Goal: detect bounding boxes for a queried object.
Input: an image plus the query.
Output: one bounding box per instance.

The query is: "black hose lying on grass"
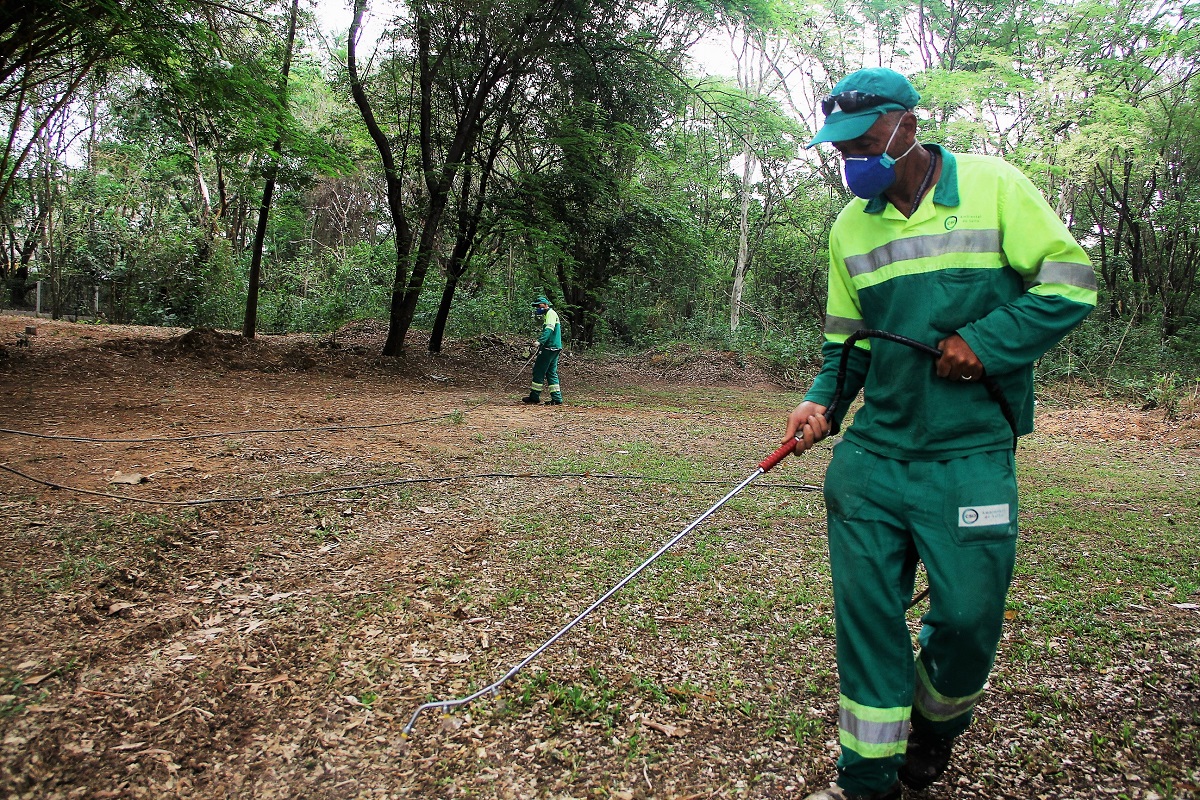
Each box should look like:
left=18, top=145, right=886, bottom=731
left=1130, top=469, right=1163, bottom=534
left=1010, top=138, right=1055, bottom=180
left=0, top=462, right=822, bottom=506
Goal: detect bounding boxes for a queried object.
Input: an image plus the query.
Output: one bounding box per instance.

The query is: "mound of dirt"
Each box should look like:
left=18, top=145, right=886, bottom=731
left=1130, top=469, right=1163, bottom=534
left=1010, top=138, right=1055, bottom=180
left=319, top=318, right=390, bottom=354
left=87, top=328, right=308, bottom=373
left=569, top=342, right=784, bottom=389
left=1, top=315, right=793, bottom=392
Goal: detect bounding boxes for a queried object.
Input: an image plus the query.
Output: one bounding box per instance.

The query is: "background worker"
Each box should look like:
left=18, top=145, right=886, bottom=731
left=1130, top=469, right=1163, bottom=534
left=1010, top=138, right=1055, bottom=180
left=521, top=295, right=563, bottom=405
left=787, top=68, right=1097, bottom=800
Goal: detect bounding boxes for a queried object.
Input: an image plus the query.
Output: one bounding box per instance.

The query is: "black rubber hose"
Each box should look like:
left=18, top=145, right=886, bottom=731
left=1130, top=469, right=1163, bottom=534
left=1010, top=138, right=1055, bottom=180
left=825, top=329, right=1018, bottom=451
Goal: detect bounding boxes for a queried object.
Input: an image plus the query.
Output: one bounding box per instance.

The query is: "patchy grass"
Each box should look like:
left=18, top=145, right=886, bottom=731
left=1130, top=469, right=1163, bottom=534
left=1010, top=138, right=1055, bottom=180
left=0, top=320, right=1196, bottom=799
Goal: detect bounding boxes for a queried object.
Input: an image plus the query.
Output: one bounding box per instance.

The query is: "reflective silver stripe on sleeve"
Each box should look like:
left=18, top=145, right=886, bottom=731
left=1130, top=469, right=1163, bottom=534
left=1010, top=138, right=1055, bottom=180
left=824, top=314, right=864, bottom=336
left=838, top=707, right=909, bottom=747
left=1024, top=261, right=1098, bottom=291
left=844, top=229, right=1002, bottom=277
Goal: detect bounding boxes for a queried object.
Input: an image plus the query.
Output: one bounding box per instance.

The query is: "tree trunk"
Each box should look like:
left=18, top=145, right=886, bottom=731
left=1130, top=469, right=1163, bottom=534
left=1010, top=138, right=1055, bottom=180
left=388, top=10, right=498, bottom=352
left=348, top=0, right=416, bottom=357
left=243, top=0, right=299, bottom=339
left=179, top=114, right=213, bottom=228
left=428, top=270, right=461, bottom=354
left=731, top=151, right=755, bottom=332
left=428, top=112, right=509, bottom=353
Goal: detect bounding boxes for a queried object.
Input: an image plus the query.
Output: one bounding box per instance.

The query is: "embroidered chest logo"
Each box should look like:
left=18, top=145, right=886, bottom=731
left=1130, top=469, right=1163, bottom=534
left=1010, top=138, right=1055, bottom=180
left=944, top=216, right=958, bottom=231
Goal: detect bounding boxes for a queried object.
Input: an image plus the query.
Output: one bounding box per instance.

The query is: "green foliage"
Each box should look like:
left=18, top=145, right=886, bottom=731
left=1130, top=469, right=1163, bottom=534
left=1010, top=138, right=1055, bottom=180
left=737, top=326, right=825, bottom=380
left=2, top=0, right=1198, bottom=389
left=1140, top=373, right=1189, bottom=419
left=1037, top=311, right=1199, bottom=388
left=46, top=154, right=246, bottom=326
left=418, top=286, right=532, bottom=340
left=255, top=242, right=393, bottom=333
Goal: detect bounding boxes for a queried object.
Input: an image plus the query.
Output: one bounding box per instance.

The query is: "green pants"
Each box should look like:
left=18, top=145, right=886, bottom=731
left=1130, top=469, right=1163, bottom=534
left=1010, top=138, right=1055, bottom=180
left=823, top=441, right=1018, bottom=794
left=530, top=348, right=561, bottom=400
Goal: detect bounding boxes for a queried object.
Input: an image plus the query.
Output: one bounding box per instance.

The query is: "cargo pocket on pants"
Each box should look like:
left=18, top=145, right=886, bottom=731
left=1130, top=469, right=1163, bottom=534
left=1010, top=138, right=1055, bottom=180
left=946, top=449, right=1018, bottom=546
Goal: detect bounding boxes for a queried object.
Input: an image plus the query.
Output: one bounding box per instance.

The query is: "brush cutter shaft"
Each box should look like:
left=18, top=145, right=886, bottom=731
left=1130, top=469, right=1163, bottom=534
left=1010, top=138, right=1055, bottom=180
left=402, top=464, right=771, bottom=735
left=401, top=432, right=928, bottom=736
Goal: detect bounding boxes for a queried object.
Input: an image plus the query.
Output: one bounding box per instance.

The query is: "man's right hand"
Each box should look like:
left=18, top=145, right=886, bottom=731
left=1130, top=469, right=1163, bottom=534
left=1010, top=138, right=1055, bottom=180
left=783, top=401, right=830, bottom=456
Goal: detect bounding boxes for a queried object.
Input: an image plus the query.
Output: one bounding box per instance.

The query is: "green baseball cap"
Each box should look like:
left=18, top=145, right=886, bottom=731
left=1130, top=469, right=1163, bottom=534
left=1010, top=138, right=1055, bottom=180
left=807, top=67, right=920, bottom=148
left=531, top=295, right=551, bottom=307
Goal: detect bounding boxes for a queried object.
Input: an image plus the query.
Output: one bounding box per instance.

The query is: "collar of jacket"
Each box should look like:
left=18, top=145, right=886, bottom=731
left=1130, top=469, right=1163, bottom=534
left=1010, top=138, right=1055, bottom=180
left=863, top=144, right=960, bottom=214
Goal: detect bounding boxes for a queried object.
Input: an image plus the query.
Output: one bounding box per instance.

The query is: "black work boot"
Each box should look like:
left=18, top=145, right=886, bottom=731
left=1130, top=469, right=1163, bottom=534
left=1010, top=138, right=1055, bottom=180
left=520, top=392, right=540, bottom=404
left=899, top=730, right=956, bottom=790
left=802, top=781, right=901, bottom=800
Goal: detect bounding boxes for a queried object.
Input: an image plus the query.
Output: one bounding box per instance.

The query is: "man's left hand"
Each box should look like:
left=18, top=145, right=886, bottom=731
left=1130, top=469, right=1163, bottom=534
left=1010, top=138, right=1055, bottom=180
left=936, top=333, right=985, bottom=382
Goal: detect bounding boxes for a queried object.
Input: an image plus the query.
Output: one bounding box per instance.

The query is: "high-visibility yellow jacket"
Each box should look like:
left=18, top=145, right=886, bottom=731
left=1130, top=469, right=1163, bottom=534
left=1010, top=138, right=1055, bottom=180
left=805, top=145, right=1097, bottom=460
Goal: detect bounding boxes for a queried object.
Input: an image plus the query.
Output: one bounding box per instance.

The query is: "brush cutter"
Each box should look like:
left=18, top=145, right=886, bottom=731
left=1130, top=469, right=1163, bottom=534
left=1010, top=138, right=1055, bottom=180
left=401, top=329, right=1009, bottom=736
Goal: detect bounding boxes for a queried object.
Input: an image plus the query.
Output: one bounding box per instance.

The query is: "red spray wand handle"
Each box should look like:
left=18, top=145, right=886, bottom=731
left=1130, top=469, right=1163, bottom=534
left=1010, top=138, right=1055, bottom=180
left=758, top=404, right=839, bottom=473
left=758, top=438, right=799, bottom=472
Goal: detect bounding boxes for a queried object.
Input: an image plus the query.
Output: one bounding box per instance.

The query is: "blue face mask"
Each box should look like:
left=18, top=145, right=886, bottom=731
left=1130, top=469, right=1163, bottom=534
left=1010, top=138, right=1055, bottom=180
left=842, top=116, right=918, bottom=199
left=533, top=306, right=548, bottom=317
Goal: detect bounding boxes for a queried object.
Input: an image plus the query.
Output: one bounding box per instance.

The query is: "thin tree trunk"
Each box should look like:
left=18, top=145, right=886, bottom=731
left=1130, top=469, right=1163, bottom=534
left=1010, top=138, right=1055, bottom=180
left=731, top=151, right=755, bottom=332
left=348, top=0, right=415, bottom=356
left=428, top=271, right=460, bottom=352
left=243, top=0, right=299, bottom=339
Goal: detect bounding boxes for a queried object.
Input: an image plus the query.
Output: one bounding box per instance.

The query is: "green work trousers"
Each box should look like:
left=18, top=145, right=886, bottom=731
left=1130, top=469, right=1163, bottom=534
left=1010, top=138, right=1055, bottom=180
left=823, top=441, right=1018, bottom=795
left=530, top=348, right=561, bottom=401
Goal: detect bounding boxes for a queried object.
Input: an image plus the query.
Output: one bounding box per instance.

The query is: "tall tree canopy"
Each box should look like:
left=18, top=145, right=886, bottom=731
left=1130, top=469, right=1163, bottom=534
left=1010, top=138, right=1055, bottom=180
left=1, top=0, right=1197, bottom=383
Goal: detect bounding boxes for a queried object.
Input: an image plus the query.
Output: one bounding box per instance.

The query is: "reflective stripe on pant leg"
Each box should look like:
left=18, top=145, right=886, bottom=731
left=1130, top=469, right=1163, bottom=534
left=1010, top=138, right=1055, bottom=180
left=908, top=449, right=1018, bottom=740
left=544, top=351, right=560, bottom=395
left=825, top=442, right=919, bottom=794
left=914, top=658, right=984, bottom=722
left=839, top=694, right=910, bottom=759
left=531, top=350, right=556, bottom=395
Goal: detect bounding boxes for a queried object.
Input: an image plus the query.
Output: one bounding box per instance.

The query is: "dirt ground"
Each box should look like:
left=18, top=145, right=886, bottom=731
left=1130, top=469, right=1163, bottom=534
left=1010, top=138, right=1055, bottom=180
left=0, top=315, right=1197, bottom=800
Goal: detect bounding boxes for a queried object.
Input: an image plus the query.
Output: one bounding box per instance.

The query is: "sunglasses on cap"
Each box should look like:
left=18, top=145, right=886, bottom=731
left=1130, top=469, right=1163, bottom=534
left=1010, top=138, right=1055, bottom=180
left=820, top=90, right=899, bottom=117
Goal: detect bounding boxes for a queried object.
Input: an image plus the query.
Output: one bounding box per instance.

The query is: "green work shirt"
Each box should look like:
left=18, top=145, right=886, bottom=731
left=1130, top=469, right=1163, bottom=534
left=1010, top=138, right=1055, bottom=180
left=805, top=145, right=1097, bottom=461
left=538, top=308, right=562, bottom=350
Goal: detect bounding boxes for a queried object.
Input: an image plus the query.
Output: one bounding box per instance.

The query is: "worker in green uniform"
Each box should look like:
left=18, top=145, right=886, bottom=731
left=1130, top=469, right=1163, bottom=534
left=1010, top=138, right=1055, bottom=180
left=521, top=295, right=563, bottom=405
left=787, top=68, right=1096, bottom=800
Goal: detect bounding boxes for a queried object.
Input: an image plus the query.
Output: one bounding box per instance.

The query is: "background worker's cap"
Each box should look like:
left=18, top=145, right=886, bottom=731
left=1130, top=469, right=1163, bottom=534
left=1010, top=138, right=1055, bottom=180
left=807, top=68, right=920, bottom=147
left=531, top=295, right=551, bottom=307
